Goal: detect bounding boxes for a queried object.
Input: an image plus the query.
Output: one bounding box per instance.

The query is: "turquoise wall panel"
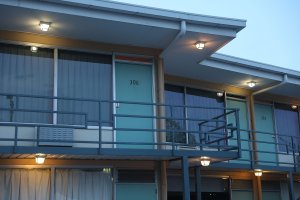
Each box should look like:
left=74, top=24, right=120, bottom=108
left=231, top=191, right=253, bottom=200
left=254, top=103, right=277, bottom=165
left=115, top=62, right=154, bottom=149
left=227, top=99, right=250, bottom=164
left=116, top=183, right=157, bottom=200
left=262, top=191, right=281, bottom=200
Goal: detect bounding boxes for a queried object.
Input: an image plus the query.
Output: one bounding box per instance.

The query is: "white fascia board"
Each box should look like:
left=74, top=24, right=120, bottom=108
left=0, top=0, right=245, bottom=37
left=200, top=59, right=284, bottom=82
left=211, top=53, right=300, bottom=78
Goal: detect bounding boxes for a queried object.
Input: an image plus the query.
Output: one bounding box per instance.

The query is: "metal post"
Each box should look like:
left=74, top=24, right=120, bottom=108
left=50, top=167, right=55, bottom=200
left=256, top=176, right=263, bottom=200
left=287, top=171, right=295, bottom=200
left=249, top=95, right=258, bottom=166
left=182, top=156, right=190, bottom=200
left=194, top=167, right=201, bottom=200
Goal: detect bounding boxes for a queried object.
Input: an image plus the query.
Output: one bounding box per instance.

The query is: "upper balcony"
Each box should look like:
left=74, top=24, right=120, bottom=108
left=0, top=92, right=241, bottom=164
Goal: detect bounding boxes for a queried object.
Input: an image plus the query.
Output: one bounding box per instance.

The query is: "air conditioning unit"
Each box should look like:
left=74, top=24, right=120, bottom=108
left=177, top=145, right=199, bottom=150
left=38, top=127, right=73, bottom=147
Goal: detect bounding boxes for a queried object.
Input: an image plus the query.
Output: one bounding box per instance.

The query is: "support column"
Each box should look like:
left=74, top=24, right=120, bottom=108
left=253, top=175, right=262, bottom=200
left=157, top=57, right=166, bottom=146
left=194, top=167, right=201, bottom=200
left=156, top=57, right=167, bottom=200
left=287, top=171, right=295, bottom=200
left=248, top=95, right=258, bottom=167
left=182, top=156, right=190, bottom=200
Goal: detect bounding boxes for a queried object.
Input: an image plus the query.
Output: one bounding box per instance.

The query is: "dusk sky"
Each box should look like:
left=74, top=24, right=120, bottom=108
left=115, top=0, right=300, bottom=71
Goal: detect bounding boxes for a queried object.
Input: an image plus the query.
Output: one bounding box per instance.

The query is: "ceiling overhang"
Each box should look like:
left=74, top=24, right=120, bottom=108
left=0, top=0, right=246, bottom=64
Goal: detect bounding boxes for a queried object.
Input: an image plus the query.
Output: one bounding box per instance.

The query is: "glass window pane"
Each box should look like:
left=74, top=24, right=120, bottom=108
left=164, top=84, right=186, bottom=143
left=0, top=43, right=54, bottom=123
left=274, top=103, right=300, bottom=152
left=57, top=50, right=112, bottom=126
left=186, top=88, right=225, bottom=144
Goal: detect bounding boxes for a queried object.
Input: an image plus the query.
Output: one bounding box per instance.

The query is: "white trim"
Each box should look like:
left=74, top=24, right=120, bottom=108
left=152, top=59, right=157, bottom=149
left=112, top=53, right=117, bottom=149
left=53, top=48, right=58, bottom=124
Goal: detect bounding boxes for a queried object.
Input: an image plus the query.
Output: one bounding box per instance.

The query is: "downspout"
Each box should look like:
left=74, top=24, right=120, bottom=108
left=249, top=74, right=288, bottom=200
left=159, top=20, right=186, bottom=58
left=252, top=74, right=288, bottom=95
left=157, top=20, right=186, bottom=200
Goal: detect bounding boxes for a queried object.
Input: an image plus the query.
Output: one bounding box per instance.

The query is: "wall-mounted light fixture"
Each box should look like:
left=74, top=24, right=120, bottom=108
left=247, top=81, right=256, bottom=88
left=39, top=21, right=51, bottom=32
left=217, top=92, right=224, bottom=97
left=30, top=46, right=38, bottom=53
left=254, top=169, right=263, bottom=177
left=35, top=153, right=46, bottom=164
left=200, top=156, right=211, bottom=166
left=291, top=105, right=297, bottom=110
left=195, top=41, right=205, bottom=50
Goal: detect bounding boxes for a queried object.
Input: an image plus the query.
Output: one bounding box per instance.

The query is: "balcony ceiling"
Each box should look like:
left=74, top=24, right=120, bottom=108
left=0, top=0, right=245, bottom=68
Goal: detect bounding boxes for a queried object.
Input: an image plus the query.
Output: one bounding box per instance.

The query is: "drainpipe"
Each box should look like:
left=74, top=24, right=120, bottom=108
left=159, top=20, right=186, bottom=58
left=249, top=74, right=288, bottom=200
left=252, top=74, right=288, bottom=95
left=157, top=20, right=186, bottom=200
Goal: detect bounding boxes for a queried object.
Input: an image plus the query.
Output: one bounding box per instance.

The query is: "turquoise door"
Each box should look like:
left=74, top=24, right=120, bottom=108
left=115, top=62, right=154, bottom=149
left=254, top=103, right=277, bottom=165
left=116, top=183, right=157, bottom=200
left=227, top=99, right=250, bottom=164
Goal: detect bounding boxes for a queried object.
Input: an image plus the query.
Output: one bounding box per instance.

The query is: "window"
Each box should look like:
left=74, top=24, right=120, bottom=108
left=274, top=103, right=300, bottom=152
left=0, top=43, right=113, bottom=126
left=0, top=43, right=54, bottom=123
left=164, top=84, right=225, bottom=144
left=57, top=50, right=112, bottom=126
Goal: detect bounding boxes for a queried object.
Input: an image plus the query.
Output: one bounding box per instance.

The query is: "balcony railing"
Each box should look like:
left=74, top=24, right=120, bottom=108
left=0, top=93, right=241, bottom=160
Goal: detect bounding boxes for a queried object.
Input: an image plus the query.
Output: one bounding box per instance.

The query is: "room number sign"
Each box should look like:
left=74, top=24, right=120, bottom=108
left=130, top=80, right=139, bottom=85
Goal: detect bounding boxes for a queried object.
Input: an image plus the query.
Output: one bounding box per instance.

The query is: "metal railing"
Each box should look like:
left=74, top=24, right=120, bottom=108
left=0, top=93, right=241, bottom=159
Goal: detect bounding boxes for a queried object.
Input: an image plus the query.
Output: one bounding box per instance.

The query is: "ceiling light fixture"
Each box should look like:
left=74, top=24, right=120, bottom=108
left=30, top=46, right=38, bottom=53
left=254, top=169, right=263, bottom=177
left=39, top=21, right=51, bottom=32
left=195, top=41, right=205, bottom=50
left=247, top=81, right=256, bottom=88
left=200, top=156, right=211, bottom=166
left=217, top=92, right=224, bottom=97
left=291, top=105, right=297, bottom=110
left=35, top=153, right=46, bottom=164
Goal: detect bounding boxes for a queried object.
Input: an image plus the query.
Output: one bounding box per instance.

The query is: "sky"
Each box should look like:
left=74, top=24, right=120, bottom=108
left=114, top=0, right=300, bottom=71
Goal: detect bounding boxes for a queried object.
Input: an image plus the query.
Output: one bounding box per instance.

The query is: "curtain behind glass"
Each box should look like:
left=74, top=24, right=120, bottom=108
left=164, top=85, right=186, bottom=143
left=57, top=50, right=112, bottom=126
left=275, top=103, right=300, bottom=152
left=186, top=88, right=225, bottom=144
left=0, top=43, right=54, bottom=123
left=55, top=169, right=113, bottom=200
left=0, top=169, right=50, bottom=200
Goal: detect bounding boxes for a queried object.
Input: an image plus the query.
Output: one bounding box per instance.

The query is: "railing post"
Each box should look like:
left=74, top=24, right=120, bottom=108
left=14, top=125, right=18, bottom=153
left=98, top=101, right=102, bottom=154
left=291, top=136, right=296, bottom=171
left=170, top=105, right=175, bottom=154
left=182, top=156, right=190, bottom=200
left=235, top=109, right=241, bottom=158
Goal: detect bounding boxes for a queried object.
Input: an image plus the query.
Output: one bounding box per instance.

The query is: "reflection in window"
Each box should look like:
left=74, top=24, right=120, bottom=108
left=0, top=43, right=54, bottom=123
left=164, top=84, right=225, bottom=145
left=274, top=103, right=300, bottom=152
left=57, top=50, right=112, bottom=126
left=165, top=85, right=186, bottom=143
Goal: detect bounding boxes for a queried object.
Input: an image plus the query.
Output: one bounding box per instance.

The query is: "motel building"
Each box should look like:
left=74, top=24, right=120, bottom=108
left=0, top=1, right=300, bottom=200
